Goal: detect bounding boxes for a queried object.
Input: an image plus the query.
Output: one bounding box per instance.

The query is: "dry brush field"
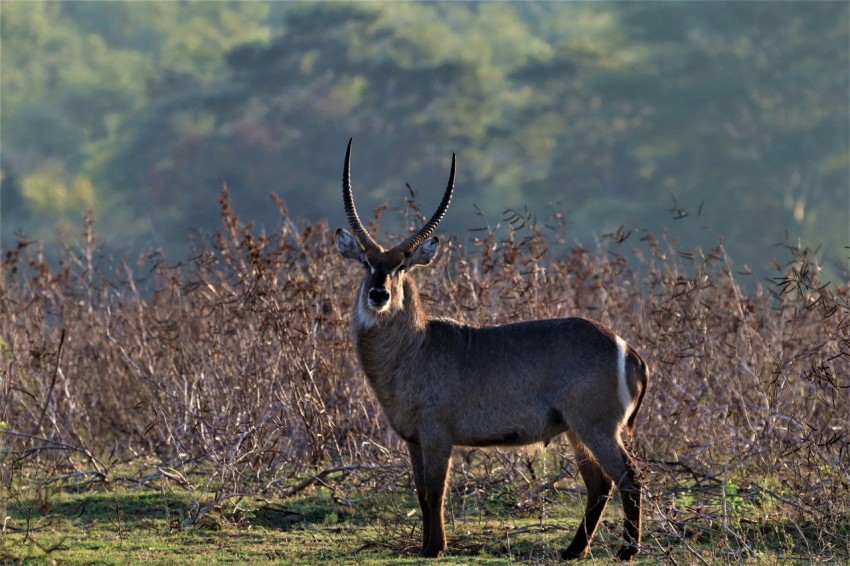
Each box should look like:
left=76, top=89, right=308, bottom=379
left=1, top=190, right=848, bottom=563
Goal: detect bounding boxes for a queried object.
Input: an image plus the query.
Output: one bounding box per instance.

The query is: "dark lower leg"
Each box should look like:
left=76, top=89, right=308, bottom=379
left=420, top=446, right=451, bottom=558
left=417, top=490, right=431, bottom=552
left=421, top=487, right=447, bottom=557
left=580, top=434, right=643, bottom=561
left=616, top=470, right=642, bottom=561
left=563, top=480, right=613, bottom=559
left=563, top=439, right=614, bottom=560
left=407, top=443, right=431, bottom=553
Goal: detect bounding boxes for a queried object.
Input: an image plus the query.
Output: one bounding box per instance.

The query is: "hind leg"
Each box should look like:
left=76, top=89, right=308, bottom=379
left=581, top=432, right=642, bottom=561
left=561, top=431, right=615, bottom=560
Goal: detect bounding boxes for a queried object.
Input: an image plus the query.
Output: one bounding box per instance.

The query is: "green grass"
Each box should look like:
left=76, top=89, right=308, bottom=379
left=5, top=488, right=366, bottom=565
left=2, top=476, right=848, bottom=564
left=0, top=482, right=611, bottom=564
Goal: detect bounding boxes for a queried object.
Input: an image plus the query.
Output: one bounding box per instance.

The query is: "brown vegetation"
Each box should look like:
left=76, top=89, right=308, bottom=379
left=1, top=189, right=848, bottom=560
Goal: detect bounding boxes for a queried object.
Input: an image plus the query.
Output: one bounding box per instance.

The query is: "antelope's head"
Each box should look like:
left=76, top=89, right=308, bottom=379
left=335, top=139, right=455, bottom=320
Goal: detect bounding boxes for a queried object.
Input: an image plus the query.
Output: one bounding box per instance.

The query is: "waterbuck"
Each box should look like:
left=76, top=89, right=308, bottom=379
left=335, top=140, right=649, bottom=561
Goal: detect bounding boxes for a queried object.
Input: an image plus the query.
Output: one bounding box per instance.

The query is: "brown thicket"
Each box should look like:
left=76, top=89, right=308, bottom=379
left=1, top=189, right=848, bottom=559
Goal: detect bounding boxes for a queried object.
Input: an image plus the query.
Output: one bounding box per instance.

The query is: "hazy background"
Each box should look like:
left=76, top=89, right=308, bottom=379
left=1, top=1, right=848, bottom=283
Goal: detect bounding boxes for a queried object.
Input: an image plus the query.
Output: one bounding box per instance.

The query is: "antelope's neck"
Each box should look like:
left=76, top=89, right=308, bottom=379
left=353, top=277, right=427, bottom=391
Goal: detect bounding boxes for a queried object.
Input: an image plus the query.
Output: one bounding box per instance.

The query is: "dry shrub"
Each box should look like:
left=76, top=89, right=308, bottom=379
left=1, top=189, right=847, bottom=559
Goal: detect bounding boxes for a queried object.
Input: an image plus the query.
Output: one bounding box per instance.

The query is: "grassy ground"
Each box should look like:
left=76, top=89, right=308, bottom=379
left=4, top=484, right=578, bottom=565
left=4, top=468, right=847, bottom=565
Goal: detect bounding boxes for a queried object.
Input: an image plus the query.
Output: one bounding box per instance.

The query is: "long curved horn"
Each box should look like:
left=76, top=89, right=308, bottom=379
left=342, top=138, right=379, bottom=251
left=397, top=152, right=455, bottom=254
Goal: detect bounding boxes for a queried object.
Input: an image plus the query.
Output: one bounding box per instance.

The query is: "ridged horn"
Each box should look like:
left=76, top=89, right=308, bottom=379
left=342, top=138, right=379, bottom=251
left=397, top=152, right=455, bottom=254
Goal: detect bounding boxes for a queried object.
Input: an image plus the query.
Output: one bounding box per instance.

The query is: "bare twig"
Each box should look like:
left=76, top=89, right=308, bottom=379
left=32, top=329, right=65, bottom=436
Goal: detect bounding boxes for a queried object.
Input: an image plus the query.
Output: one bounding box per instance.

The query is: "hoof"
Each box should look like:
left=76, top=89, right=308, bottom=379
left=615, top=544, right=638, bottom=561
left=561, top=546, right=588, bottom=560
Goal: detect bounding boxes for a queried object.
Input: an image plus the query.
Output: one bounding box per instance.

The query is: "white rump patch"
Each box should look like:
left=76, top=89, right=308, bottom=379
left=616, top=335, right=633, bottom=414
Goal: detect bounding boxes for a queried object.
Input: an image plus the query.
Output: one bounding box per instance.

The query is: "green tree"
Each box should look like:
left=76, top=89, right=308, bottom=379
left=509, top=2, right=848, bottom=274
left=2, top=1, right=846, bottom=281
left=96, top=3, right=498, bottom=247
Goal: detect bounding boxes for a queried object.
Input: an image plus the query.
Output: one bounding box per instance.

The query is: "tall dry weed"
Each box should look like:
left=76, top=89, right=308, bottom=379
left=1, top=189, right=847, bottom=558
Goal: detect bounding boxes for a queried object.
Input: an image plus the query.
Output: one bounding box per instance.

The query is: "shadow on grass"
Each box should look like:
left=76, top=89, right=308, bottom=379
left=9, top=487, right=385, bottom=532
left=48, top=490, right=187, bottom=523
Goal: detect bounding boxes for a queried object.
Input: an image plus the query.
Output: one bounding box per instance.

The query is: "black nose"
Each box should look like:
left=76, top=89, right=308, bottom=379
left=368, top=288, right=390, bottom=306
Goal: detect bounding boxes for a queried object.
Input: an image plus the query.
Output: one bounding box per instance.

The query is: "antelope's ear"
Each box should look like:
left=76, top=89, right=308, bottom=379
left=406, top=236, right=440, bottom=268
left=336, top=229, right=365, bottom=262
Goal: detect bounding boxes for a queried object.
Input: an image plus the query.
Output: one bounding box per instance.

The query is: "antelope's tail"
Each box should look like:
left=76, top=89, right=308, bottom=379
left=626, top=349, right=649, bottom=434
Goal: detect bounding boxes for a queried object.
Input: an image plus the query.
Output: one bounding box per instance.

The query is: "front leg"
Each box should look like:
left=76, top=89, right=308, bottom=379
left=407, top=442, right=431, bottom=554
left=418, top=438, right=453, bottom=558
